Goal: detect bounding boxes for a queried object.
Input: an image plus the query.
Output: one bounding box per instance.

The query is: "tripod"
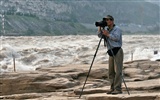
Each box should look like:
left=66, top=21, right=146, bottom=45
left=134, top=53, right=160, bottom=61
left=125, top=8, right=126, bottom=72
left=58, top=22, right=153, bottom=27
left=79, top=36, right=130, bottom=99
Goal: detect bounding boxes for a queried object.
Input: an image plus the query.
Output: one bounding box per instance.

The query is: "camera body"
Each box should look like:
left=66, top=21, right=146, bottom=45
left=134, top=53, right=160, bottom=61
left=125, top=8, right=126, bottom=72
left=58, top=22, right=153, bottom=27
left=95, top=18, right=107, bottom=28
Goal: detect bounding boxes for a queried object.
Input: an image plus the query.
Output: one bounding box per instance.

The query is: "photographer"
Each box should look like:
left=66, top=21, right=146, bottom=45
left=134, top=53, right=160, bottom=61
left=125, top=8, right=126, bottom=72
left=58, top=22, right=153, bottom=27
left=98, top=15, right=123, bottom=95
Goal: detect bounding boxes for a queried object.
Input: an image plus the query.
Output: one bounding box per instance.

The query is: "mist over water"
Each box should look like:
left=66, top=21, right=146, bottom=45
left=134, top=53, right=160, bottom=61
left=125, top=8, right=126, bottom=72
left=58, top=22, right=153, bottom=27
left=0, top=35, right=160, bottom=72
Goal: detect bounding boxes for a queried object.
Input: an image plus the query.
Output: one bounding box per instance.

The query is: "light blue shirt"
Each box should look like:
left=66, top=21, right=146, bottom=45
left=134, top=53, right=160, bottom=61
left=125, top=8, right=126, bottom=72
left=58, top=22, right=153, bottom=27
left=106, top=26, right=122, bottom=50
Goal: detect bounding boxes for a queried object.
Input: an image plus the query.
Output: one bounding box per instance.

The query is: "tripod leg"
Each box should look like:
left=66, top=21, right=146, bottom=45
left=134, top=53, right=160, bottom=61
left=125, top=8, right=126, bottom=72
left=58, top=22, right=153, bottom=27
left=79, top=37, right=103, bottom=99
left=122, top=76, right=130, bottom=95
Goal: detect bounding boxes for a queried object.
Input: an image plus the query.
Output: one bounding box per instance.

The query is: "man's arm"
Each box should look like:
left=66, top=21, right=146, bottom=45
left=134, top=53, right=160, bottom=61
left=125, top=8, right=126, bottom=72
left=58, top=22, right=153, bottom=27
left=102, top=28, right=121, bottom=41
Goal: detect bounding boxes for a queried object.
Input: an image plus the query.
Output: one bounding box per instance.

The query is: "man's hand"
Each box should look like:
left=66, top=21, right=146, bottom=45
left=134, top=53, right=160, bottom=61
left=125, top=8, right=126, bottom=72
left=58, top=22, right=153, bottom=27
left=102, top=30, right=110, bottom=37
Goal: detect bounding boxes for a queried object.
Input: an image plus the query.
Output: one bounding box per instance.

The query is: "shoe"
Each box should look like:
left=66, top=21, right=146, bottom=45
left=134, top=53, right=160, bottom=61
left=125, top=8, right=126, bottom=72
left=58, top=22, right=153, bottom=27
left=106, top=90, right=114, bottom=94
left=111, top=90, right=122, bottom=95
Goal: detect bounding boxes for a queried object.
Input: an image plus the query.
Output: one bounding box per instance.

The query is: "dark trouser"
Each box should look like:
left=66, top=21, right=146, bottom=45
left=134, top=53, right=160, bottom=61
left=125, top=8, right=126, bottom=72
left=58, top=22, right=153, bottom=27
left=108, top=48, right=123, bottom=91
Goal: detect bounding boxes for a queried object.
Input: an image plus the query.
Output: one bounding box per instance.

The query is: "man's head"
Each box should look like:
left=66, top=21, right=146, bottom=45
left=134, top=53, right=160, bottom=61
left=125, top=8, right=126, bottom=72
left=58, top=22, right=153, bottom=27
left=105, top=15, right=114, bottom=26
left=106, top=15, right=114, bottom=21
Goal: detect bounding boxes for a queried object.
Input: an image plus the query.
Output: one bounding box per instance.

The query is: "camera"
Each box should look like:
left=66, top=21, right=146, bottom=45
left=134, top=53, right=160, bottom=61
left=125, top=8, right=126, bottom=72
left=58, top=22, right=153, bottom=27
left=95, top=18, right=107, bottom=28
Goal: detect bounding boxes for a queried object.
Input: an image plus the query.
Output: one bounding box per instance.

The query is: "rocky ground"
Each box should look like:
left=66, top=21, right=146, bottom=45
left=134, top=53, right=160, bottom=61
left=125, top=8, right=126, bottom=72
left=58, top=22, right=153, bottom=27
left=0, top=59, right=160, bottom=100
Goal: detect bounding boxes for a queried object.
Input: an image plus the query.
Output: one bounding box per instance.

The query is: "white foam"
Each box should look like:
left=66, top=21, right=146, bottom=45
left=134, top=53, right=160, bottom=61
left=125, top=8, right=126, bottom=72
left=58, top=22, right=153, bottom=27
left=150, top=54, right=160, bottom=61
left=0, top=35, right=160, bottom=72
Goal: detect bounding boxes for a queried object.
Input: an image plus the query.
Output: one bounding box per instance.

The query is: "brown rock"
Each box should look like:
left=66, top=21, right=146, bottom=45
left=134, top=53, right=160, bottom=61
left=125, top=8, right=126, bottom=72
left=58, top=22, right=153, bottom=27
left=124, top=68, right=144, bottom=77
left=1, top=60, right=160, bottom=100
left=0, top=72, right=79, bottom=95
left=86, top=93, right=160, bottom=100
left=90, top=68, right=108, bottom=79
left=125, top=79, right=160, bottom=90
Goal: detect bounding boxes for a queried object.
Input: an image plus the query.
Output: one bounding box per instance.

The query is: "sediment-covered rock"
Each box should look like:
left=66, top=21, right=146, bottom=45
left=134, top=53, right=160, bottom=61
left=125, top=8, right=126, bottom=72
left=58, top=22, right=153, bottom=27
left=0, top=60, right=160, bottom=100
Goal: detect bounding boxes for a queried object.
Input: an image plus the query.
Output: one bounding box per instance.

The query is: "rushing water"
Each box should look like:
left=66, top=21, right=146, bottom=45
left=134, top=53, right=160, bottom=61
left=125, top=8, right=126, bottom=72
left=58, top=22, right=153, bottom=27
left=0, top=35, right=160, bottom=72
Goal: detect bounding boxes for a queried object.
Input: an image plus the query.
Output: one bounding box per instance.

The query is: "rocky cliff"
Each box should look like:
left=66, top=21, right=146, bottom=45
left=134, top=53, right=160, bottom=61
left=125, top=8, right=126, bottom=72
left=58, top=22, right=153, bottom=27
left=0, top=0, right=159, bottom=35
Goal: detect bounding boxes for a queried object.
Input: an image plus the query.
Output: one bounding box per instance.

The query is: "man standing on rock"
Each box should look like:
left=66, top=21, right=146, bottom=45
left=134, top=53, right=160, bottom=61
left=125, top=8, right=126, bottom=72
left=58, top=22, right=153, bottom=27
left=98, top=15, right=123, bottom=95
